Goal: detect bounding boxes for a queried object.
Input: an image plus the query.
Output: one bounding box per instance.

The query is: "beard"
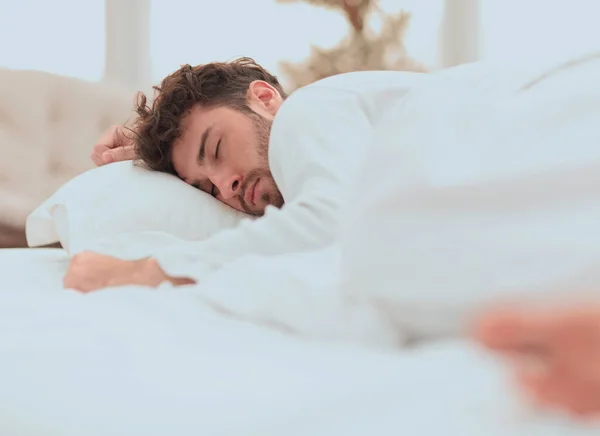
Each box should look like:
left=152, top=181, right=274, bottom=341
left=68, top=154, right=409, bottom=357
left=238, top=111, right=284, bottom=216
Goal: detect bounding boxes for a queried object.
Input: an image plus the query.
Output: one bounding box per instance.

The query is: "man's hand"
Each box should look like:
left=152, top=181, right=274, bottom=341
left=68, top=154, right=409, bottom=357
left=91, top=124, right=137, bottom=167
left=63, top=252, right=195, bottom=293
left=475, top=305, right=600, bottom=417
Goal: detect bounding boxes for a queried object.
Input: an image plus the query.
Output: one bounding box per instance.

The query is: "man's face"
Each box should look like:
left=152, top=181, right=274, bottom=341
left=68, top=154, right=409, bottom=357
left=171, top=104, right=284, bottom=216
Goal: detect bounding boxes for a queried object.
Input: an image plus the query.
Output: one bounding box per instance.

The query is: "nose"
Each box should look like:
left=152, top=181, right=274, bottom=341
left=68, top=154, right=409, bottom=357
left=213, top=173, right=242, bottom=199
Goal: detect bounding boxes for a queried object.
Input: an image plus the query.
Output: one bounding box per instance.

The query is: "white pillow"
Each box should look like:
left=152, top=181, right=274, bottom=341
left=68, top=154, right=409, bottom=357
left=26, top=161, right=250, bottom=255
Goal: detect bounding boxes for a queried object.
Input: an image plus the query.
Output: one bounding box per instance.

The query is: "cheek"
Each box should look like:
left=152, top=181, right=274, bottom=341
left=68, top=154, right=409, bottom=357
left=229, top=137, right=263, bottom=165
left=217, top=195, right=244, bottom=213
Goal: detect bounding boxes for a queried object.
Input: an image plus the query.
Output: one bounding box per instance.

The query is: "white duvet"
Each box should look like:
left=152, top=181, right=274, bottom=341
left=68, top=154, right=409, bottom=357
left=2, top=55, right=600, bottom=435
left=0, top=249, right=596, bottom=436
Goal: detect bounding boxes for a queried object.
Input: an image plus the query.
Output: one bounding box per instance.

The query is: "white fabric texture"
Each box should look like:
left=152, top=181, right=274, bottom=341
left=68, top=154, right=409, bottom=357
left=0, top=248, right=68, bottom=291
left=26, top=161, right=249, bottom=256
left=0, top=249, right=597, bottom=435
left=154, top=71, right=425, bottom=280
left=182, top=246, right=401, bottom=348
left=340, top=54, right=600, bottom=341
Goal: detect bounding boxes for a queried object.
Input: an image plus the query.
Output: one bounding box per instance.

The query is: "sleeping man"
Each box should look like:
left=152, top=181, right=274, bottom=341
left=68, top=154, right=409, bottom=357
left=63, top=57, right=424, bottom=292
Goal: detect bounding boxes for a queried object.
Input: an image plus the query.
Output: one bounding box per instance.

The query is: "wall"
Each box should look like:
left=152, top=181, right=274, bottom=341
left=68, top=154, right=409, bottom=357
left=0, top=0, right=105, bottom=81
left=149, top=0, right=445, bottom=88
left=1, top=0, right=599, bottom=91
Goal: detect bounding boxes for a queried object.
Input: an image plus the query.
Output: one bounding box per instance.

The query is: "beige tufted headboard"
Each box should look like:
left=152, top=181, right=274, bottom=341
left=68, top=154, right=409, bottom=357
left=0, top=68, right=137, bottom=244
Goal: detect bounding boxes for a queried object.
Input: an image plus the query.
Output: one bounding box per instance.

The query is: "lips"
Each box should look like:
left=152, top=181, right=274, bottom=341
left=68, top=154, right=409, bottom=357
left=245, top=178, right=260, bottom=206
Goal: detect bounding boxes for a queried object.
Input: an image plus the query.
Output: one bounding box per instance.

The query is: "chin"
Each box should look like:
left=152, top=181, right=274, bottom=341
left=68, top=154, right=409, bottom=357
left=241, top=202, right=266, bottom=217
left=247, top=198, right=279, bottom=217
left=260, top=181, right=284, bottom=209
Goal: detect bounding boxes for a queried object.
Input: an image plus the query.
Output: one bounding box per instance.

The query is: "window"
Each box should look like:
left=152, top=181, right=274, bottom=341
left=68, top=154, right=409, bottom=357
left=0, top=0, right=105, bottom=81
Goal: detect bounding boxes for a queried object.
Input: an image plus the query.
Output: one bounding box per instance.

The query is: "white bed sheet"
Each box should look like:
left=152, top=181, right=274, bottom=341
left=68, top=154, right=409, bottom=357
left=0, top=248, right=597, bottom=436
left=0, top=248, right=68, bottom=291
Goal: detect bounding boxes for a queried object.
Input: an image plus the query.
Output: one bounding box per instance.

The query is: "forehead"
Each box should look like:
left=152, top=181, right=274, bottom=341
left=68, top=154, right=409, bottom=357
left=179, top=105, right=212, bottom=140
left=171, top=105, right=210, bottom=180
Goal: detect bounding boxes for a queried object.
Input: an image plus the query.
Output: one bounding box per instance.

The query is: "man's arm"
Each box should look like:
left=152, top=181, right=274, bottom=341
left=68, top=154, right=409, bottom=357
left=153, top=87, right=373, bottom=281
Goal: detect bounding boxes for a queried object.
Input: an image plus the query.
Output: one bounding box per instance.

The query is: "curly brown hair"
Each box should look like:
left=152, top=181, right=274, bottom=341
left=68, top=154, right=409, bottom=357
left=130, top=57, right=287, bottom=175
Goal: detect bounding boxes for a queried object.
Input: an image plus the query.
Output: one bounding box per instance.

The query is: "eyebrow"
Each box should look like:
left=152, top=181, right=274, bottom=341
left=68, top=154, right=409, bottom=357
left=197, top=126, right=213, bottom=163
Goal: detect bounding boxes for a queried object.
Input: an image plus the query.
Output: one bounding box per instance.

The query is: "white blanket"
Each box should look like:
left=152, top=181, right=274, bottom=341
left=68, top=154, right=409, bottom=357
left=185, top=54, right=600, bottom=345
left=339, top=53, right=600, bottom=341
left=2, top=55, right=600, bottom=435
left=0, top=248, right=597, bottom=435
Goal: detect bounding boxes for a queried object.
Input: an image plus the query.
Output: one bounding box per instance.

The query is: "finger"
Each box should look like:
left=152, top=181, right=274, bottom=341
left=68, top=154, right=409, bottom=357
left=91, top=144, right=109, bottom=166
left=474, top=307, right=555, bottom=354
left=512, top=351, right=553, bottom=381
left=515, top=367, right=552, bottom=406
left=91, top=125, right=133, bottom=166
left=102, top=145, right=136, bottom=164
left=561, top=380, right=600, bottom=417
left=529, top=373, right=600, bottom=417
left=107, top=125, right=130, bottom=147
left=474, top=307, right=530, bottom=350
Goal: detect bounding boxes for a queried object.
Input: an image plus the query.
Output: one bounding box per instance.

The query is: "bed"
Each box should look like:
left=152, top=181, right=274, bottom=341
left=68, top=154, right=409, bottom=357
left=2, top=54, right=600, bottom=435
left=0, top=247, right=597, bottom=436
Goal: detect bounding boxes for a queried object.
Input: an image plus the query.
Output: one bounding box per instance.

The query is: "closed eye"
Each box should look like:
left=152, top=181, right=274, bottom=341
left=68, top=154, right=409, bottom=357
left=214, top=139, right=221, bottom=160
left=209, top=140, right=221, bottom=197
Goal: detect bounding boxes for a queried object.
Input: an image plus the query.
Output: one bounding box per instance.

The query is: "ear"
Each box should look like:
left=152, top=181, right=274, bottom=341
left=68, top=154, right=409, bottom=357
left=247, top=81, right=281, bottom=115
